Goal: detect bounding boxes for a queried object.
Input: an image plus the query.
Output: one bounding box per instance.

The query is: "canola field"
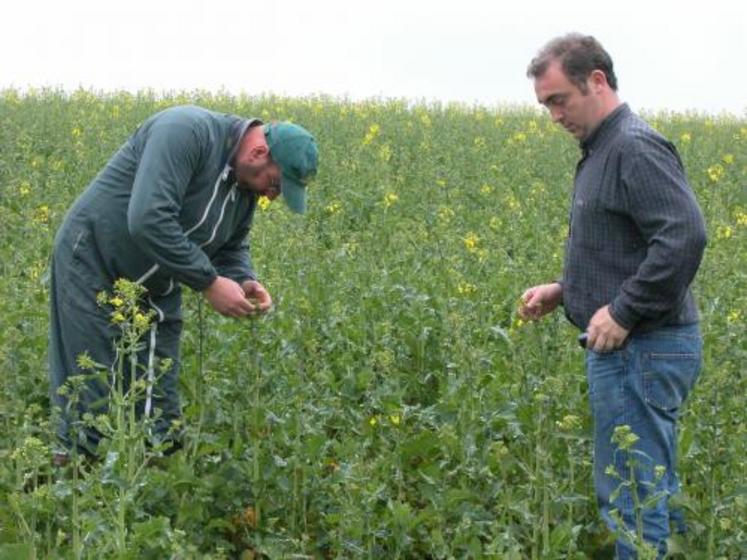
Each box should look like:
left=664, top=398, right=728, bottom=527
left=0, top=90, right=745, bottom=559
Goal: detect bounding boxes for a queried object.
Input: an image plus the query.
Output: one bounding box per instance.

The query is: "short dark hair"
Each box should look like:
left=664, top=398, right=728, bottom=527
left=527, top=33, right=618, bottom=92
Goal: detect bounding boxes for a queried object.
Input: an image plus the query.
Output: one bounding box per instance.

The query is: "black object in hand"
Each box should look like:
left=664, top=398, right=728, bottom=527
left=577, top=333, right=588, bottom=349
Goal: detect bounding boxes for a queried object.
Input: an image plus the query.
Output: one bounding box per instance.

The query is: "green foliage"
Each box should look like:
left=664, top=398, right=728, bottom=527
left=0, top=88, right=745, bottom=558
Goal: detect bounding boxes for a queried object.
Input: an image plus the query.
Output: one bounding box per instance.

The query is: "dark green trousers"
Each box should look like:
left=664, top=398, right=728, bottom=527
left=48, top=223, right=183, bottom=455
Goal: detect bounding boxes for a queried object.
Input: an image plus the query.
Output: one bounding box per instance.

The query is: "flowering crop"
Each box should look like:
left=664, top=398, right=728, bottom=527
left=0, top=89, right=744, bottom=558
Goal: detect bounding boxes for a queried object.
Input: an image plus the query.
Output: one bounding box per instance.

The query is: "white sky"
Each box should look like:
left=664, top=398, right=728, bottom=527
left=2, top=0, right=745, bottom=116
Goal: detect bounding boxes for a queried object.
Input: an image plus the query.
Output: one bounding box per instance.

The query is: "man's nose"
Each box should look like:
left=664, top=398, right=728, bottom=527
left=550, top=108, right=563, bottom=123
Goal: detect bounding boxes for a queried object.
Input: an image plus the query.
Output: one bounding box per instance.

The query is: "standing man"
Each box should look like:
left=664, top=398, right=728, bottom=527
left=49, top=105, right=318, bottom=459
left=519, top=35, right=706, bottom=558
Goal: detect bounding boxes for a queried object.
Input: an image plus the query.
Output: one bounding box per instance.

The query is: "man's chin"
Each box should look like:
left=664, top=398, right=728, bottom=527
left=570, top=128, right=588, bottom=141
left=236, top=180, right=259, bottom=193
left=562, top=124, right=580, bottom=138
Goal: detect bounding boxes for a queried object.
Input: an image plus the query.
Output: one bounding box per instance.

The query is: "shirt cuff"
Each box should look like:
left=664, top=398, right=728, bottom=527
left=609, top=297, right=639, bottom=331
left=236, top=273, right=258, bottom=285
left=195, top=272, right=219, bottom=292
left=554, top=280, right=564, bottom=307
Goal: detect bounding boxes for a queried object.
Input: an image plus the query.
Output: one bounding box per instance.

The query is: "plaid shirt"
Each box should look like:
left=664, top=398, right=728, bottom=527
left=562, top=104, right=707, bottom=332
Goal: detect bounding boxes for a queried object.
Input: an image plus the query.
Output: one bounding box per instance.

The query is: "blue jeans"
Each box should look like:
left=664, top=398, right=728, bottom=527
left=585, top=324, right=702, bottom=559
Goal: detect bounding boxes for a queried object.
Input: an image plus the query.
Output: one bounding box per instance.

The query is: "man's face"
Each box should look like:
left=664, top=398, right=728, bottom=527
left=534, top=60, right=600, bottom=141
left=234, top=150, right=283, bottom=200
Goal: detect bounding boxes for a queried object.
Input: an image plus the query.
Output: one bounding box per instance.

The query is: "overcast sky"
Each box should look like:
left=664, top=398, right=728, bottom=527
left=2, top=0, right=745, bottom=116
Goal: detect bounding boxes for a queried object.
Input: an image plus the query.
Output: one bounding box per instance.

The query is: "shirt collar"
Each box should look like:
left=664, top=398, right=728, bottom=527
left=580, top=103, right=630, bottom=152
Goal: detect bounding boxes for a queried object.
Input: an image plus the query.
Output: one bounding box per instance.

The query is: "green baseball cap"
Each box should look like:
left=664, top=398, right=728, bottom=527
left=265, top=122, right=318, bottom=214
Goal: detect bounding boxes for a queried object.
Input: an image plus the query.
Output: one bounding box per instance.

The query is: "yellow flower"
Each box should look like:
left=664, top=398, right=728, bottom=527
left=463, top=232, right=480, bottom=252
left=134, top=312, right=151, bottom=330
left=474, top=136, right=486, bottom=149
left=512, top=132, right=527, bottom=143
left=383, top=192, right=399, bottom=208
left=555, top=414, right=581, bottom=431
left=722, top=153, right=735, bottom=165
left=735, top=210, right=747, bottom=227
left=258, top=196, right=271, bottom=210
left=727, top=310, right=741, bottom=323
left=112, top=312, right=126, bottom=324
left=716, top=225, right=733, bottom=240
left=28, top=260, right=45, bottom=281
left=362, top=123, right=380, bottom=145
left=389, top=414, right=401, bottom=426
left=33, top=205, right=50, bottom=225
left=435, top=178, right=447, bottom=188
left=679, top=132, right=691, bottom=143
left=71, top=127, right=82, bottom=138
left=480, top=183, right=494, bottom=195
left=707, top=164, right=724, bottom=183
left=325, top=201, right=342, bottom=215
left=457, top=282, right=477, bottom=295
left=369, top=416, right=378, bottom=427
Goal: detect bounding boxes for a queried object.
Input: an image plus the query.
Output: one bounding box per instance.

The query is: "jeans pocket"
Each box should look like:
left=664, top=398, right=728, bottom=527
left=643, top=352, right=700, bottom=413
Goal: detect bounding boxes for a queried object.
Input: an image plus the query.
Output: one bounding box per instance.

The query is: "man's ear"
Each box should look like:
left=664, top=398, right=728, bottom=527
left=249, top=143, right=270, bottom=160
left=589, top=69, right=608, bottom=92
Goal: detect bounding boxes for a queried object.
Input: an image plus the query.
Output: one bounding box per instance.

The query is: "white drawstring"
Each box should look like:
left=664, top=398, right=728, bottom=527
left=144, top=322, right=158, bottom=418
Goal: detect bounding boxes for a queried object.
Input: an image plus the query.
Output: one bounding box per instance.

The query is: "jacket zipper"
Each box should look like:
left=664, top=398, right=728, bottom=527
left=136, top=166, right=234, bottom=299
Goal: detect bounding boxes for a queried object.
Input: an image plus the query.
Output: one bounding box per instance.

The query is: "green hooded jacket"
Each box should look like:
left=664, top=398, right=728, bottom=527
left=55, top=105, right=260, bottom=320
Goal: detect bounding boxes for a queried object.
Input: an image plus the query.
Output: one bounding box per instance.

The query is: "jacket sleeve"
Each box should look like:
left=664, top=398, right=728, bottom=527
left=211, top=201, right=257, bottom=284
left=126, top=116, right=218, bottom=291
left=610, top=139, right=707, bottom=328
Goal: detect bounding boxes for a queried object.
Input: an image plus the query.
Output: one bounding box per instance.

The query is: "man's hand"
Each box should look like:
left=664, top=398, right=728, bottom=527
left=518, top=282, right=563, bottom=320
left=242, top=280, right=273, bottom=314
left=204, top=276, right=255, bottom=317
left=585, top=305, right=630, bottom=352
